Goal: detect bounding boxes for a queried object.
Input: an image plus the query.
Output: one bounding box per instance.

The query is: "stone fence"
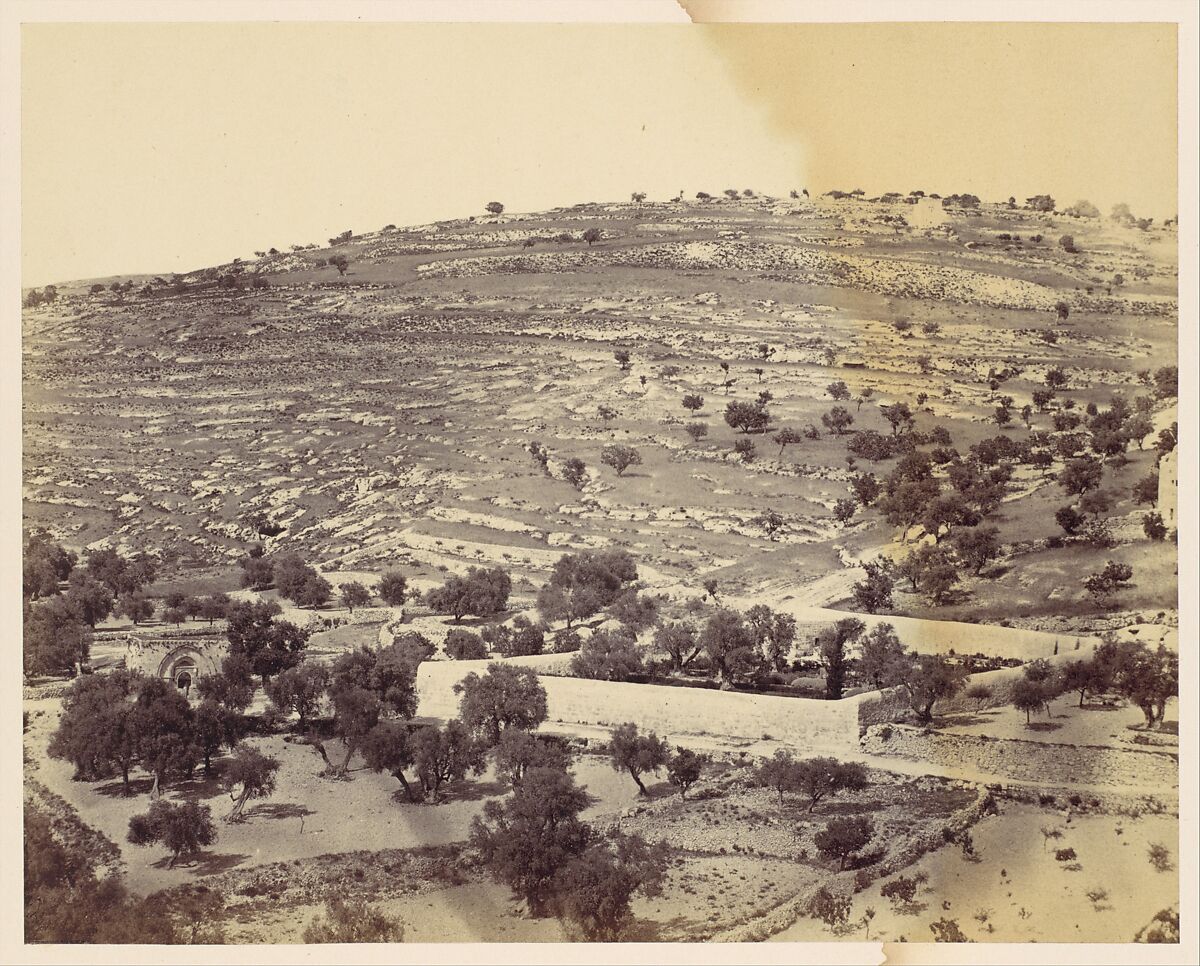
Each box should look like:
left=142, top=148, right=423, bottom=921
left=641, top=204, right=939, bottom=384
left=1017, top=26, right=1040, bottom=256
left=859, top=723, right=1178, bottom=790
left=414, top=657, right=861, bottom=753
left=303, top=606, right=398, bottom=632
left=855, top=643, right=1104, bottom=730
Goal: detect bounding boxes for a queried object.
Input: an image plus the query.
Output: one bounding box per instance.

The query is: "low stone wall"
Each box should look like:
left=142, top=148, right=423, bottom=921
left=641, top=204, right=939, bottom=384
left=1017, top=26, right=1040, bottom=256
left=23, top=681, right=70, bottom=701
left=856, top=644, right=1103, bottom=731
left=305, top=606, right=398, bottom=633
left=713, top=787, right=996, bottom=942
left=859, top=723, right=1178, bottom=790
left=414, top=659, right=860, bottom=752
left=783, top=606, right=1098, bottom=663
left=25, top=778, right=124, bottom=878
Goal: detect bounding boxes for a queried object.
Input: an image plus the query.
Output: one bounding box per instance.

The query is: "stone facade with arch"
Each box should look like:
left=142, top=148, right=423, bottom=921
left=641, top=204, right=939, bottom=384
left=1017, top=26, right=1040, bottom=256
left=124, top=635, right=229, bottom=699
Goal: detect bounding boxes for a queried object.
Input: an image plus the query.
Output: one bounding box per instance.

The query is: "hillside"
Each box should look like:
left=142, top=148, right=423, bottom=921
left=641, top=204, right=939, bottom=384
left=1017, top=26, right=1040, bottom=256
left=22, top=195, right=1179, bottom=630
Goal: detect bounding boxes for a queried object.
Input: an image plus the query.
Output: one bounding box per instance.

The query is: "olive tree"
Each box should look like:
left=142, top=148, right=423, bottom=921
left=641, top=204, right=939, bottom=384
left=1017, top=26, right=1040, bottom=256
left=607, top=722, right=669, bottom=796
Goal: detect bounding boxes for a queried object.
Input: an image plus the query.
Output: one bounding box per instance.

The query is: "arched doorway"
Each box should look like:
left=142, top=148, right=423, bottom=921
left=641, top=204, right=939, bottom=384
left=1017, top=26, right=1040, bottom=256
left=153, top=642, right=227, bottom=700
left=171, top=658, right=197, bottom=698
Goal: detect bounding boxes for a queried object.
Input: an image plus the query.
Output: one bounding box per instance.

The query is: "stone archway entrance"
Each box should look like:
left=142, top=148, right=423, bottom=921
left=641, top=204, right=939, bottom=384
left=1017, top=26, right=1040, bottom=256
left=156, top=646, right=206, bottom=700
left=172, top=659, right=197, bottom=697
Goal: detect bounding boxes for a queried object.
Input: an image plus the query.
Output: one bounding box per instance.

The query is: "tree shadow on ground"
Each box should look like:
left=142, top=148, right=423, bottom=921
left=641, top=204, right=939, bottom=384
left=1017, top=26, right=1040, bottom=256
left=936, top=713, right=997, bottom=728
left=244, top=801, right=315, bottom=821
left=172, top=773, right=227, bottom=802
left=603, top=780, right=676, bottom=805
left=1081, top=696, right=1124, bottom=710
left=791, top=795, right=879, bottom=819
left=429, top=611, right=515, bottom=629
left=1024, top=721, right=1064, bottom=733
left=892, top=900, right=929, bottom=917
left=388, top=787, right=426, bottom=806
left=643, top=781, right=677, bottom=802
left=622, top=914, right=696, bottom=941
left=151, top=850, right=250, bottom=876
left=437, top=779, right=508, bottom=803
left=849, top=848, right=887, bottom=870
left=95, top=776, right=154, bottom=798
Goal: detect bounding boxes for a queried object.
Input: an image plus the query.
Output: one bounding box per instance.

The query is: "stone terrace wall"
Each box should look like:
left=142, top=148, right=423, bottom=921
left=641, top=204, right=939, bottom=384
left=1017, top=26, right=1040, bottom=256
left=414, top=658, right=860, bottom=753
left=856, top=644, right=1103, bottom=731
left=860, top=723, right=1178, bottom=790
left=790, top=606, right=1097, bottom=662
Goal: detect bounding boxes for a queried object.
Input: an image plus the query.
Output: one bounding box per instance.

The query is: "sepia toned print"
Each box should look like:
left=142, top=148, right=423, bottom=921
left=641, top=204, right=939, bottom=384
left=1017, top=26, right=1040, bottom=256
left=19, top=14, right=1186, bottom=952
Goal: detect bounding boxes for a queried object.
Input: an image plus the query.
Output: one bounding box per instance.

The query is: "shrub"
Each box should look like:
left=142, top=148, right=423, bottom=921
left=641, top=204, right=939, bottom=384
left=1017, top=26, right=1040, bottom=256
left=551, top=833, right=667, bottom=941
left=666, top=746, right=704, bottom=799
left=1147, top=843, right=1172, bottom=872
left=814, top=816, right=874, bottom=870
left=1138, top=908, right=1180, bottom=943
left=807, top=887, right=852, bottom=931
left=426, top=566, right=511, bottom=621
left=1142, top=512, right=1167, bottom=541
left=929, top=917, right=968, bottom=942
left=127, top=801, right=216, bottom=869
left=552, top=628, right=583, bottom=653
left=880, top=876, right=918, bottom=907
left=607, top=722, right=669, bottom=796
left=494, top=616, right=545, bottom=658
left=1054, top=847, right=1077, bottom=862
left=303, top=899, right=404, bottom=943
left=444, top=628, right=488, bottom=660
left=570, top=629, right=642, bottom=681
left=601, top=444, right=642, bottom=477
left=1039, top=826, right=1064, bottom=851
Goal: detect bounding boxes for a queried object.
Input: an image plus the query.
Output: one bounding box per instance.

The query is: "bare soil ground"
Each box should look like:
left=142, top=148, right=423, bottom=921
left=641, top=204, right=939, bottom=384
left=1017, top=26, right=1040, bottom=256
left=25, top=692, right=983, bottom=942
left=769, top=804, right=1178, bottom=943
left=24, top=699, right=647, bottom=898
left=931, top=696, right=1179, bottom=750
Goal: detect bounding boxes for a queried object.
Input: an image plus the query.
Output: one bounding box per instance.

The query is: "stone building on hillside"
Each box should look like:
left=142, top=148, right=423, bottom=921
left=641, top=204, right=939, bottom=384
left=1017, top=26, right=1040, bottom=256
left=908, top=195, right=948, bottom=229
left=125, top=634, right=229, bottom=698
left=1158, top=448, right=1177, bottom=528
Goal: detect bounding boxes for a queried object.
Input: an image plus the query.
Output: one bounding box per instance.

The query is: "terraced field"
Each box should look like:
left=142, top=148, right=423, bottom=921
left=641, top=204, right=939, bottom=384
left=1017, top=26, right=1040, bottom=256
left=23, top=197, right=1178, bottom=632
left=22, top=194, right=1182, bottom=947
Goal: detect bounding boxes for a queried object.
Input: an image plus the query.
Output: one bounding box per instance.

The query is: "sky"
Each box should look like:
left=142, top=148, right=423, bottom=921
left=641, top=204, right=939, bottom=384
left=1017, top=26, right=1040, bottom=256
left=21, top=21, right=1178, bottom=286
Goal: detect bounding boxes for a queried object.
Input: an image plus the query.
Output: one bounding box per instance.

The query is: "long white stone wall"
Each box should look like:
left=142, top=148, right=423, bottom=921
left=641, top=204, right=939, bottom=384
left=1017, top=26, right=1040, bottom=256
left=414, top=657, right=861, bottom=753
